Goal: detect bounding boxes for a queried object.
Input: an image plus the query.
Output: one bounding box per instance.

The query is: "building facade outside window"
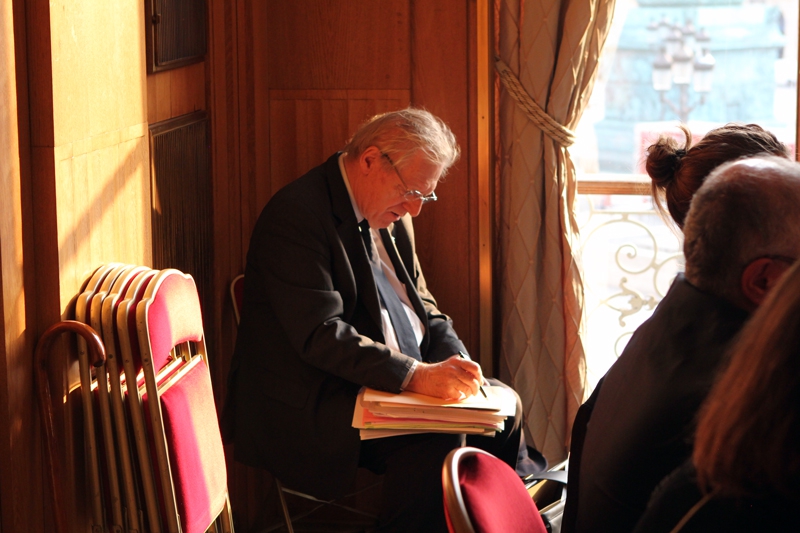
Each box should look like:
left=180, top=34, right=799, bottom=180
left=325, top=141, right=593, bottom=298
left=573, top=0, right=798, bottom=389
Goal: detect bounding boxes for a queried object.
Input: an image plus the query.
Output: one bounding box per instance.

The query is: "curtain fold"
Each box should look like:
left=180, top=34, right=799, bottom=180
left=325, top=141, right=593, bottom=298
left=496, top=0, right=615, bottom=463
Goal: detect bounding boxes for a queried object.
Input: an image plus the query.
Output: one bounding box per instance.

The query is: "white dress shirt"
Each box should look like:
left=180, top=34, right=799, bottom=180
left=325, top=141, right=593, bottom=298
left=339, top=154, right=423, bottom=387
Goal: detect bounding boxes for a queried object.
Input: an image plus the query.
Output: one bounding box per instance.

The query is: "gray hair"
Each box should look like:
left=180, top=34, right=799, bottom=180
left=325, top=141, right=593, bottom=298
left=684, top=155, right=800, bottom=304
left=343, top=107, right=460, bottom=176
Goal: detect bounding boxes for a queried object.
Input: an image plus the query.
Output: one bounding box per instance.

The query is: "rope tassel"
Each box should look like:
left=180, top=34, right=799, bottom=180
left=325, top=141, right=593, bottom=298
left=494, top=57, right=576, bottom=147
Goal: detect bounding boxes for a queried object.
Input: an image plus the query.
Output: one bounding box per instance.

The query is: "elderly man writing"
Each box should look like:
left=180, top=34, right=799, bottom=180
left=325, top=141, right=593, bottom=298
left=223, top=108, right=542, bottom=532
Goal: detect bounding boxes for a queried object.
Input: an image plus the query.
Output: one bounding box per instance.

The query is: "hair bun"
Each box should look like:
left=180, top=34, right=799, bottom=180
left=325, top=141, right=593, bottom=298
left=646, top=137, right=686, bottom=188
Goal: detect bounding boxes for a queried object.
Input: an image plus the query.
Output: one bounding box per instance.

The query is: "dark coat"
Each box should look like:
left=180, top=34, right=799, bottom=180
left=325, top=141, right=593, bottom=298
left=634, top=460, right=800, bottom=533
left=570, top=275, right=749, bottom=533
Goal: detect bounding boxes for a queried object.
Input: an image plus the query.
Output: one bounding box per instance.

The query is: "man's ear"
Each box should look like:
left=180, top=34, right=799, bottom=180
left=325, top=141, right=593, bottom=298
left=741, top=257, right=790, bottom=309
left=360, top=146, right=382, bottom=173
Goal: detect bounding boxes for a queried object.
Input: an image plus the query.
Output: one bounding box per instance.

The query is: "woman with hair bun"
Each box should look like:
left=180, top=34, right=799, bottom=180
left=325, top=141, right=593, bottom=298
left=646, top=123, right=789, bottom=229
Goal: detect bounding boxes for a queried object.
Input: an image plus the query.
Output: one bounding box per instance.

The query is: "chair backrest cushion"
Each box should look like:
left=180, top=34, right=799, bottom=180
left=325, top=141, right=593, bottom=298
left=459, top=453, right=547, bottom=533
left=161, top=359, right=228, bottom=533
left=146, top=272, right=204, bottom=373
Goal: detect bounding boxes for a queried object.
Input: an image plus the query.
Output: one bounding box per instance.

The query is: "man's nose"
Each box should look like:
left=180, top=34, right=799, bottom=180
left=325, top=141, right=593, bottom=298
left=404, top=199, right=423, bottom=217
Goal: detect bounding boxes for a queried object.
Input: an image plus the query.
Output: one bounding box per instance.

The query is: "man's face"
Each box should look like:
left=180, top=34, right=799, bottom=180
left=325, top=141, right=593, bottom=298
left=355, top=147, right=442, bottom=229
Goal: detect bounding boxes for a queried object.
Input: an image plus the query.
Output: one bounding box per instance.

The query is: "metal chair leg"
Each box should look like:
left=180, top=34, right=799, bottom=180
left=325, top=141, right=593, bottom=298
left=274, top=479, right=295, bottom=533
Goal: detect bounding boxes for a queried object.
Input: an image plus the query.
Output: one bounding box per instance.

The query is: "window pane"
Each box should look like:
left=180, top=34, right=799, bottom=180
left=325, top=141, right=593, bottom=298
left=577, top=194, right=683, bottom=389
left=573, top=0, right=797, bottom=386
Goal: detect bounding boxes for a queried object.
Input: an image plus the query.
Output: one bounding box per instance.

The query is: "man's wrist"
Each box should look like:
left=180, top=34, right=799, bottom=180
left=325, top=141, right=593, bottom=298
left=399, top=360, right=419, bottom=390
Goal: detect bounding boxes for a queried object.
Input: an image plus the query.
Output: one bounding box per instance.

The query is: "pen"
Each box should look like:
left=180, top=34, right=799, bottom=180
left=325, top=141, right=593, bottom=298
left=459, top=351, right=488, bottom=398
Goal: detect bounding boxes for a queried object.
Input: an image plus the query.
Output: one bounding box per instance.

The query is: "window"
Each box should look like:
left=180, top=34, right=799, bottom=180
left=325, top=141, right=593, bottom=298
left=573, top=0, right=798, bottom=389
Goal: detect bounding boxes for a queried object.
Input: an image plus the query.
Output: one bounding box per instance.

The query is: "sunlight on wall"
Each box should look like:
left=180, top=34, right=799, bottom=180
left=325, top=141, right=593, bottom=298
left=0, top=0, right=25, bottom=333
left=47, top=0, right=151, bottom=312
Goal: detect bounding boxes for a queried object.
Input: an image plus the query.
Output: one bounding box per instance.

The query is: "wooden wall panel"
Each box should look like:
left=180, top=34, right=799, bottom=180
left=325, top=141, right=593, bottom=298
left=53, top=131, right=151, bottom=308
left=266, top=0, right=409, bottom=90
left=411, top=1, right=476, bottom=358
left=207, top=0, right=272, bottom=530
left=268, top=90, right=410, bottom=189
left=251, top=0, right=271, bottom=229
left=1, top=1, right=41, bottom=531
left=146, top=62, right=207, bottom=124
left=49, top=1, right=147, bottom=147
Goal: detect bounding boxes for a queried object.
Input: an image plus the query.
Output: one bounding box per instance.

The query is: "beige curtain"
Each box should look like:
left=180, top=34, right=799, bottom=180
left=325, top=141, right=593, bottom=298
left=496, top=0, right=616, bottom=463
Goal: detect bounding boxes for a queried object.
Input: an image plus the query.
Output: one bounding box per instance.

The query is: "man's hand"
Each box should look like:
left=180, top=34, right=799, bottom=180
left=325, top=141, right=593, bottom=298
left=405, top=356, right=484, bottom=400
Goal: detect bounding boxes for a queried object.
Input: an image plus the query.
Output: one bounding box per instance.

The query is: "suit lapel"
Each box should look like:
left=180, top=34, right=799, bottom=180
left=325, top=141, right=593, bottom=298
left=326, top=154, right=384, bottom=334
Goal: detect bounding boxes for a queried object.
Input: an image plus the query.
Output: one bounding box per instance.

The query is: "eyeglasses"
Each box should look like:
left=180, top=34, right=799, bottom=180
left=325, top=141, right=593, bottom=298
left=381, top=152, right=438, bottom=204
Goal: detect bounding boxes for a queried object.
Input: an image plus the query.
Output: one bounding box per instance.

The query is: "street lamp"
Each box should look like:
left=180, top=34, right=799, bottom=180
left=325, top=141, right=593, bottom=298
left=648, top=18, right=715, bottom=123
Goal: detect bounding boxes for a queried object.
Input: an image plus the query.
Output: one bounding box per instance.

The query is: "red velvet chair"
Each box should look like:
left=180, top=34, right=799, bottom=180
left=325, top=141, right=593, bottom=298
left=137, top=269, right=234, bottom=533
left=442, top=447, right=548, bottom=533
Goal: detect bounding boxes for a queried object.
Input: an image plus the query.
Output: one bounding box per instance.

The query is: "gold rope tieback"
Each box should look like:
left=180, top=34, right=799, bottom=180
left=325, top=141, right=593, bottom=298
left=495, top=57, right=576, bottom=148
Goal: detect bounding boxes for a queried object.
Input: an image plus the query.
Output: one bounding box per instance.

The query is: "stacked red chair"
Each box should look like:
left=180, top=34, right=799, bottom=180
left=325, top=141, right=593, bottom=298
left=36, top=265, right=234, bottom=533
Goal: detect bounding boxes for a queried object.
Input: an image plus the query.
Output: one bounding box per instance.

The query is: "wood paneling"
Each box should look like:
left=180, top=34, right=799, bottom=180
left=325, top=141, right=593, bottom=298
left=475, top=0, right=495, bottom=373
left=147, top=62, right=206, bottom=124
left=411, top=0, right=477, bottom=357
left=207, top=0, right=270, bottom=529
left=1, top=1, right=41, bottom=531
left=49, top=1, right=147, bottom=147
left=266, top=0, right=410, bottom=90
left=53, top=129, right=151, bottom=306
left=268, top=90, right=410, bottom=190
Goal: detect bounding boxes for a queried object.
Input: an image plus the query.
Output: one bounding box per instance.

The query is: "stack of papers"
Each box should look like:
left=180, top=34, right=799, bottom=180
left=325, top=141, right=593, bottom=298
left=352, top=385, right=517, bottom=440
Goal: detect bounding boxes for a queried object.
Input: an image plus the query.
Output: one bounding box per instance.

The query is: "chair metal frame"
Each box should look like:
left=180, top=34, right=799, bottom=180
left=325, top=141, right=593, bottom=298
left=442, top=447, right=481, bottom=533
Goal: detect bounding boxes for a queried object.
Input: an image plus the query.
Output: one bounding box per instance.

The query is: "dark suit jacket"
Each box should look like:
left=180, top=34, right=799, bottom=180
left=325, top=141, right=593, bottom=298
left=224, top=153, right=466, bottom=499
left=570, top=274, right=749, bottom=533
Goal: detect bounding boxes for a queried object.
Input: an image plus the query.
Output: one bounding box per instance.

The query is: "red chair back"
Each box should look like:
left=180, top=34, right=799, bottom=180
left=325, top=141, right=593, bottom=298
left=443, top=447, right=547, bottom=533
left=140, top=270, right=205, bottom=374
left=138, top=269, right=232, bottom=533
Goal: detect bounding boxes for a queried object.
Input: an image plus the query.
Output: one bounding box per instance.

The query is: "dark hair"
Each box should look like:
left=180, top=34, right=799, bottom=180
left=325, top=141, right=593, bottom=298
left=645, top=123, right=788, bottom=229
left=694, top=260, right=800, bottom=500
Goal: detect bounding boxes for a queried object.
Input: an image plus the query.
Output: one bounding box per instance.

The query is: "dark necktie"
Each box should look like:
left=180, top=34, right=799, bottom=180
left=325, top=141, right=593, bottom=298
left=359, top=220, right=422, bottom=361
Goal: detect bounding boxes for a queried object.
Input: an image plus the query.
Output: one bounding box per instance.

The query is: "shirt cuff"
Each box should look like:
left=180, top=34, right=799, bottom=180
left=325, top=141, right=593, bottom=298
left=399, top=360, right=418, bottom=391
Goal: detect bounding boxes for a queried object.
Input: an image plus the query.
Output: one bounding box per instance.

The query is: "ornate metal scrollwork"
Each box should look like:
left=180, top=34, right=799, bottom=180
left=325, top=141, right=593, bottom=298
left=578, top=194, right=684, bottom=384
